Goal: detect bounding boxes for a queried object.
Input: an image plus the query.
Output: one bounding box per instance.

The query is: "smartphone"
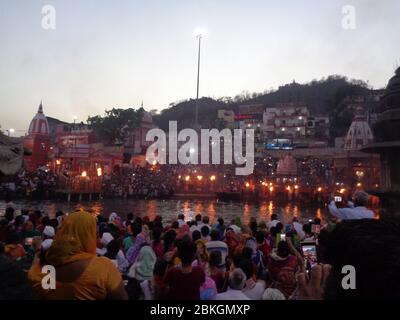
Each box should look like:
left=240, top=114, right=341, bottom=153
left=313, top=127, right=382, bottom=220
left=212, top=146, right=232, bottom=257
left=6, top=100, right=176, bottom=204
left=280, top=233, right=286, bottom=241
left=334, top=196, right=342, bottom=202
left=301, top=242, right=318, bottom=271
left=311, top=224, right=321, bottom=234
left=25, top=237, right=33, bottom=246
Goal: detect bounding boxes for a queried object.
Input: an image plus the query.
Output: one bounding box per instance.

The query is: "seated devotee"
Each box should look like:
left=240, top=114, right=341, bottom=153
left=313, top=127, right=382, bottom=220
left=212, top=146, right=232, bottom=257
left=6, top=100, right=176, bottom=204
left=200, top=225, right=211, bottom=242
left=206, top=229, right=228, bottom=270
left=297, top=218, right=400, bottom=300
left=28, top=211, right=128, bottom=300
left=262, top=288, right=286, bottom=300
left=328, top=191, right=374, bottom=220
left=268, top=239, right=303, bottom=299
left=0, top=253, right=34, bottom=300
left=209, top=250, right=226, bottom=293
left=4, top=231, right=26, bottom=262
left=163, top=238, right=205, bottom=300
left=267, top=214, right=280, bottom=229
left=97, top=232, right=114, bottom=256
left=192, top=239, right=209, bottom=272
left=177, top=214, right=185, bottom=227
left=104, top=239, right=130, bottom=274
left=140, top=260, right=168, bottom=300
left=215, top=268, right=250, bottom=300
left=123, top=222, right=142, bottom=252
left=240, top=258, right=265, bottom=300
left=128, top=245, right=157, bottom=281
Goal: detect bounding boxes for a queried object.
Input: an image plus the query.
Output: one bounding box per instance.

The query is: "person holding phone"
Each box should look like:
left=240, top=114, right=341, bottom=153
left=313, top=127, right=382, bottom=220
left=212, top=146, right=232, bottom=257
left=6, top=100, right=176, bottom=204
left=328, top=191, right=374, bottom=220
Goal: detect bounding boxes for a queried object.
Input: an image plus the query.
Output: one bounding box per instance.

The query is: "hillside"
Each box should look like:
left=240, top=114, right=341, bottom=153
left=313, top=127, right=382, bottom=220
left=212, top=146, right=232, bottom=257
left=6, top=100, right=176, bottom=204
left=153, top=75, right=372, bottom=138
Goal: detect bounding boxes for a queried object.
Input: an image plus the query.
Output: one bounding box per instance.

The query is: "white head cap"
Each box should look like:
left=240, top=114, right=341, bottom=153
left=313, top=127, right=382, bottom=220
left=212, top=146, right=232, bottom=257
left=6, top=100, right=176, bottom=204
left=43, top=226, right=55, bottom=238
left=101, top=232, right=114, bottom=246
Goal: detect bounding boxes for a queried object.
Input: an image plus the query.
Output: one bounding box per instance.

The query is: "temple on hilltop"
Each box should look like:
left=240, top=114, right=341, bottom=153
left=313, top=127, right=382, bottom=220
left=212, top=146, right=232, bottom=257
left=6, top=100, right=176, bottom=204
left=333, top=107, right=380, bottom=190
left=23, top=102, right=51, bottom=171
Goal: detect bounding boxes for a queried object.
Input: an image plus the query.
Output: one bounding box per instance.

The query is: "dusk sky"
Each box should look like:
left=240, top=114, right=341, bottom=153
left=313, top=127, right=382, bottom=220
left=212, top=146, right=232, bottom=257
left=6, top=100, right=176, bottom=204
left=1, top=0, right=399, bottom=134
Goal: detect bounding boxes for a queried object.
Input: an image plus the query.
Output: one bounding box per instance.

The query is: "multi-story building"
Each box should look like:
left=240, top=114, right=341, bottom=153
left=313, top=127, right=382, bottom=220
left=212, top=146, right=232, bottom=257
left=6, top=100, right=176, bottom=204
left=263, top=102, right=309, bottom=140
left=306, top=115, right=330, bottom=139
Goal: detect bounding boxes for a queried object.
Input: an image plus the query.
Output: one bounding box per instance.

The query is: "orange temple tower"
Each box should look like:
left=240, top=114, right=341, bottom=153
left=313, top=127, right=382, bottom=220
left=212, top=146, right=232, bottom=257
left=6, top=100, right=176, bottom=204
left=23, top=102, right=51, bottom=171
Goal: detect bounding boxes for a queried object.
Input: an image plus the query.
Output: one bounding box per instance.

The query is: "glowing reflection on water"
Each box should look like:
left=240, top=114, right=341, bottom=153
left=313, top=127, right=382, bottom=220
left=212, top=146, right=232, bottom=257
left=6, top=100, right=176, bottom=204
left=0, top=199, right=326, bottom=225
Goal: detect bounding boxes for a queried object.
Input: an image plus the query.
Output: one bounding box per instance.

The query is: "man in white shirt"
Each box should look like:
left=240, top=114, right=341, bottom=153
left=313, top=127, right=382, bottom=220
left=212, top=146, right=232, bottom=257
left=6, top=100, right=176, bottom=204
left=177, top=214, right=186, bottom=227
left=267, top=214, right=280, bottom=229
left=292, top=217, right=305, bottom=240
left=328, top=191, right=374, bottom=220
left=215, top=269, right=250, bottom=300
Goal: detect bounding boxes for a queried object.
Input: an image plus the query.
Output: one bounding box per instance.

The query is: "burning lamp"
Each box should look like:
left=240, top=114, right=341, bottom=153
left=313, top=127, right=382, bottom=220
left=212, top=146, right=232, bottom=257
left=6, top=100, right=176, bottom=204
left=245, top=182, right=250, bottom=188
left=97, top=168, right=102, bottom=177
left=81, top=171, right=87, bottom=178
left=185, top=176, right=190, bottom=181
left=197, top=175, right=203, bottom=181
left=317, top=187, right=323, bottom=192
left=210, top=175, right=216, bottom=181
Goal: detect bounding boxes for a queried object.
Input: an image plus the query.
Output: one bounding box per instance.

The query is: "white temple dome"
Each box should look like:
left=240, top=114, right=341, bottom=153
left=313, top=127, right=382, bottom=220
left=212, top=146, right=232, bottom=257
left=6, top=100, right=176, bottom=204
left=344, top=108, right=373, bottom=150
left=28, top=102, right=49, bottom=136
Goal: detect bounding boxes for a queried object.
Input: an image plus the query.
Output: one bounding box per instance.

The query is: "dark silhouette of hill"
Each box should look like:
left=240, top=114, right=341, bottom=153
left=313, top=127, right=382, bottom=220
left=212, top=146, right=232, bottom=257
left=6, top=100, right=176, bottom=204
left=153, top=75, right=372, bottom=138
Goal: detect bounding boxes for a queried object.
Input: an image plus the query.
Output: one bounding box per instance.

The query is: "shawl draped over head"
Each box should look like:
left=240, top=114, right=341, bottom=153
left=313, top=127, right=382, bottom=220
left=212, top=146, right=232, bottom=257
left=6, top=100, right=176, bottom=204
left=46, top=211, right=97, bottom=267
left=195, top=239, right=209, bottom=263
left=129, top=245, right=157, bottom=281
left=126, top=233, right=146, bottom=264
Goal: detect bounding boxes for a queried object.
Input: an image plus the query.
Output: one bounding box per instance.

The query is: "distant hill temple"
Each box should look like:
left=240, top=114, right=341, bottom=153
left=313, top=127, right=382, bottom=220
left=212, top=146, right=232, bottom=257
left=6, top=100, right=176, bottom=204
left=23, top=102, right=51, bottom=171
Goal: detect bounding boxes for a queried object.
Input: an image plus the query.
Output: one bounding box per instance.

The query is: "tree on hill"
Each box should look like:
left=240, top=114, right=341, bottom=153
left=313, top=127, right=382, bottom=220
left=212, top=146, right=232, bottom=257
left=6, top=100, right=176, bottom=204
left=87, top=107, right=144, bottom=145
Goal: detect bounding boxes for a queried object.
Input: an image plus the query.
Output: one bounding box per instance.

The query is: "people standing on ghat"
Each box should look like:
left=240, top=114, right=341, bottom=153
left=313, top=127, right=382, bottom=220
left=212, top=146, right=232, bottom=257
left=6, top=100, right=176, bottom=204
left=1, top=197, right=400, bottom=300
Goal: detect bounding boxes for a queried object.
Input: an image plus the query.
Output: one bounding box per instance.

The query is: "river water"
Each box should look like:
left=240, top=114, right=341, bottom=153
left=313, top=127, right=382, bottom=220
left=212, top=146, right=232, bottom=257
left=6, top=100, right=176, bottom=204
left=0, top=198, right=325, bottom=225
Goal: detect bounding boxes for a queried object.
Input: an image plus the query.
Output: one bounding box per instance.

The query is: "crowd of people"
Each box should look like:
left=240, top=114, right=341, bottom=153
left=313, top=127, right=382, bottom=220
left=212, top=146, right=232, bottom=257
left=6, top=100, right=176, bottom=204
left=0, top=169, right=58, bottom=199
left=0, top=156, right=335, bottom=200
left=1, top=190, right=398, bottom=300
left=101, top=166, right=176, bottom=198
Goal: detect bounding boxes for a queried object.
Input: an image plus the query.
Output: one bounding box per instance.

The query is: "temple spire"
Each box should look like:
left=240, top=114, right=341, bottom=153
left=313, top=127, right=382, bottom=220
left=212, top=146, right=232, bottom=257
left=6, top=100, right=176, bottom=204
left=38, top=101, right=43, bottom=113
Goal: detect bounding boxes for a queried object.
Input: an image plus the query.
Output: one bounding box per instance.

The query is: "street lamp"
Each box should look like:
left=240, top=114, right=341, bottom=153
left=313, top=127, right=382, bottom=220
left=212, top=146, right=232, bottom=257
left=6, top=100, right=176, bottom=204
left=7, top=128, right=15, bottom=136
left=194, top=27, right=207, bottom=130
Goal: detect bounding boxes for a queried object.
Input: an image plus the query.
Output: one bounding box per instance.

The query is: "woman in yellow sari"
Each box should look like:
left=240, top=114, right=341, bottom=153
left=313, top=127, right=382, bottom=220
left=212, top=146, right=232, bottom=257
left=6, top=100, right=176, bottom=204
left=28, top=211, right=128, bottom=300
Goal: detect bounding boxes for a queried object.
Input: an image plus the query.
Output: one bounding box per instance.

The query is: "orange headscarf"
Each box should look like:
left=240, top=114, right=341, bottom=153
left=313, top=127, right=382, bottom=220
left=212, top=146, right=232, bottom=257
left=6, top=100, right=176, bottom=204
left=46, top=211, right=97, bottom=267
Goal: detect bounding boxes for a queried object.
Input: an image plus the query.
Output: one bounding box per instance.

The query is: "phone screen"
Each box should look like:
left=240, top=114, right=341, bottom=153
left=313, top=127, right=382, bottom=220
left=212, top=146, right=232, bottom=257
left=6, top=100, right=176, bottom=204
left=301, top=242, right=318, bottom=270
left=280, top=233, right=286, bottom=241
left=334, top=196, right=342, bottom=202
left=25, top=237, right=33, bottom=246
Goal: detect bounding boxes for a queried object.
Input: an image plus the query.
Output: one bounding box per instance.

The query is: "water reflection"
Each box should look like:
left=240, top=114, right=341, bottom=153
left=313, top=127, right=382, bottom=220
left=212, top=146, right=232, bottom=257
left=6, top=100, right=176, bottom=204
left=0, top=199, right=326, bottom=225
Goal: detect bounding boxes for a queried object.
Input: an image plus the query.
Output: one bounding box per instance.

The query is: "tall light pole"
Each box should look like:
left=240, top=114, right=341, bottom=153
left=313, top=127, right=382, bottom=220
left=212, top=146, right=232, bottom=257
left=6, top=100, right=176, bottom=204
left=194, top=28, right=207, bottom=130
